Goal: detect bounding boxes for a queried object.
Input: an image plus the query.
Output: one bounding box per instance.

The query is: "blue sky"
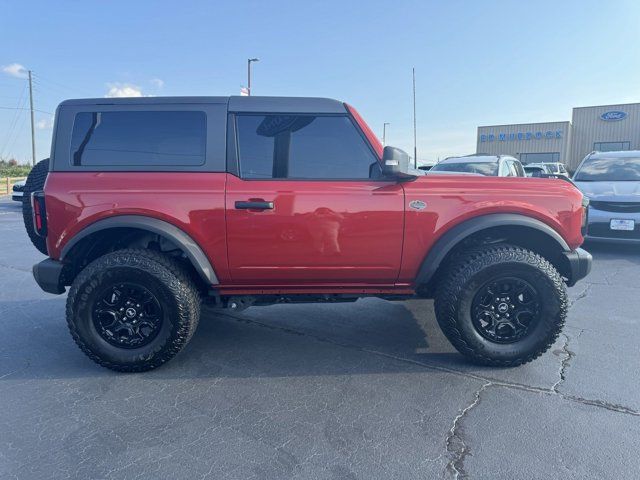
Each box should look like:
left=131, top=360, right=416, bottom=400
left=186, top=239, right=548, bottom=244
left=2, top=0, right=640, bottom=164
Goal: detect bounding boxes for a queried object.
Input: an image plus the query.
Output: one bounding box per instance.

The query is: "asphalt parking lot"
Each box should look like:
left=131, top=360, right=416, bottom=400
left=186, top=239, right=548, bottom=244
left=0, top=196, right=638, bottom=479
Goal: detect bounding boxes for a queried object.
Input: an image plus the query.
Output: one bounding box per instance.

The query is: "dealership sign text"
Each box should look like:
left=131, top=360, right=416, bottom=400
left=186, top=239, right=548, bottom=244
left=480, top=130, right=563, bottom=143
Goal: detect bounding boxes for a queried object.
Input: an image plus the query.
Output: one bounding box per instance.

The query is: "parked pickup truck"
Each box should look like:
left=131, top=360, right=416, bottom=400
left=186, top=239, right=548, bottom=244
left=23, top=96, right=591, bottom=372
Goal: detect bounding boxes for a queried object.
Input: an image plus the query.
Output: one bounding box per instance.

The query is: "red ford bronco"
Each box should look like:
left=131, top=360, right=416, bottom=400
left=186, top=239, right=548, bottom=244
left=23, top=96, right=591, bottom=372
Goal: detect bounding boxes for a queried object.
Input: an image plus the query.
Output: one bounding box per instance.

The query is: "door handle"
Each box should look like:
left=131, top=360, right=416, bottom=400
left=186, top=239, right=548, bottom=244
left=235, top=200, right=274, bottom=210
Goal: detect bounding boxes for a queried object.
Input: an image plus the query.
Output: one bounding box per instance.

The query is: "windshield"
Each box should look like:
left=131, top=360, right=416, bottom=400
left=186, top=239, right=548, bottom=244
left=574, top=157, right=640, bottom=181
left=431, top=161, right=498, bottom=176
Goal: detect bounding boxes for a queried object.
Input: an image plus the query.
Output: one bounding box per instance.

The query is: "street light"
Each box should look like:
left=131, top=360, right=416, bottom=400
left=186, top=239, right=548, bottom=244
left=247, top=58, right=259, bottom=96
left=382, top=122, right=390, bottom=146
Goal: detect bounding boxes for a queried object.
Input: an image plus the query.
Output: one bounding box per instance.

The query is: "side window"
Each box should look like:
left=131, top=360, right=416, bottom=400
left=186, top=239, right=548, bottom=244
left=513, top=161, right=525, bottom=177
left=504, top=160, right=518, bottom=177
left=70, top=111, right=207, bottom=166
left=235, top=114, right=380, bottom=179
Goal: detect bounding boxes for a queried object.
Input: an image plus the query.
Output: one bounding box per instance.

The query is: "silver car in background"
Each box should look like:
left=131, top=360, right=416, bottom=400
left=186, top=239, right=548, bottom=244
left=573, top=150, right=640, bottom=243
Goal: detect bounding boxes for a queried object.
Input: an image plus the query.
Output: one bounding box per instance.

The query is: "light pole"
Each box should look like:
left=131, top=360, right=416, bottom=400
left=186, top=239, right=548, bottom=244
left=412, top=67, right=417, bottom=168
left=382, top=122, right=390, bottom=146
left=247, top=58, right=259, bottom=96
left=28, top=70, right=36, bottom=166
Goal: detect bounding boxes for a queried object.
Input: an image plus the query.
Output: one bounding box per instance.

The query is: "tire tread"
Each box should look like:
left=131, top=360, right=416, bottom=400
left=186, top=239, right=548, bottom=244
left=66, top=248, right=201, bottom=372
left=434, top=244, right=568, bottom=367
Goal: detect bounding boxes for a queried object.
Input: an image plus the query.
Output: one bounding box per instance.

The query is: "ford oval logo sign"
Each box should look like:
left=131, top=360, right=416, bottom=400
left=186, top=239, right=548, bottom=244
left=600, top=111, right=627, bottom=121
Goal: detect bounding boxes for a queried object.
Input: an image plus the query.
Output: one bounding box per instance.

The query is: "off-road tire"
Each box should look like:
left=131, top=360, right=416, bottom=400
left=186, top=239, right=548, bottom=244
left=21, top=158, right=50, bottom=255
left=66, top=249, right=201, bottom=372
left=434, top=244, right=568, bottom=367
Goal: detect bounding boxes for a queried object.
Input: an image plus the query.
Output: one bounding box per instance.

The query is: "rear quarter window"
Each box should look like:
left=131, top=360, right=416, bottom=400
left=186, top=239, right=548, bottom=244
left=70, top=111, right=206, bottom=166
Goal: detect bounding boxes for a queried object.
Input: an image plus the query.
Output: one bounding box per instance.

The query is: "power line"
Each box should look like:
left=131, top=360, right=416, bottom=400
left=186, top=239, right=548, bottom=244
left=0, top=106, right=54, bottom=115
left=32, top=72, right=95, bottom=97
left=0, top=84, right=28, bottom=158
left=3, top=110, right=28, bottom=161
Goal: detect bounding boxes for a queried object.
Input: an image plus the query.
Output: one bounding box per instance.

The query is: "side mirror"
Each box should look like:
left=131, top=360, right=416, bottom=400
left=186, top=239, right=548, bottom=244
left=381, top=146, right=412, bottom=178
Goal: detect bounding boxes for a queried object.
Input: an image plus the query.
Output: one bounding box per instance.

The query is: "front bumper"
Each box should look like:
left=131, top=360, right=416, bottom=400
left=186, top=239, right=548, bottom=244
left=32, top=259, right=66, bottom=294
left=562, top=248, right=592, bottom=287
left=585, top=207, right=640, bottom=244
left=11, top=191, right=23, bottom=202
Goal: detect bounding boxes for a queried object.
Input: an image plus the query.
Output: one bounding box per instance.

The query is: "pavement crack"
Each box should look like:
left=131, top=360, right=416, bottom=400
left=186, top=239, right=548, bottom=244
left=216, top=312, right=640, bottom=418
left=0, top=263, right=31, bottom=274
left=569, top=283, right=592, bottom=308
left=551, top=333, right=575, bottom=393
left=445, top=382, right=491, bottom=479
left=560, top=395, right=639, bottom=416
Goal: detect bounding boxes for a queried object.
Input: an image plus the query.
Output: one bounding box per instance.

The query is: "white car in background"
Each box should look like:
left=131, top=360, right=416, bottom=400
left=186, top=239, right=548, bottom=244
left=527, top=162, right=569, bottom=177
left=573, top=150, right=640, bottom=243
left=11, top=180, right=26, bottom=202
left=430, top=155, right=526, bottom=177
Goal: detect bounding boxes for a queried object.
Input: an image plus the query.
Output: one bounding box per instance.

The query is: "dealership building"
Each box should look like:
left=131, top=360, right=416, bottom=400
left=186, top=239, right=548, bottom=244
left=476, top=102, right=640, bottom=171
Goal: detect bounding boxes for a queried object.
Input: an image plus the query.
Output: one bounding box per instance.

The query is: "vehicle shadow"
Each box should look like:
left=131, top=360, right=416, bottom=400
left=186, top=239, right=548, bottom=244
left=0, top=297, right=485, bottom=382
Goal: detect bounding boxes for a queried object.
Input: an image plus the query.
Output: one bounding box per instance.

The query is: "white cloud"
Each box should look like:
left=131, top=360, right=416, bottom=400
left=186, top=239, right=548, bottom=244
left=2, top=63, right=28, bottom=79
left=105, top=83, right=144, bottom=98
left=150, top=78, right=164, bottom=89
left=36, top=118, right=54, bottom=130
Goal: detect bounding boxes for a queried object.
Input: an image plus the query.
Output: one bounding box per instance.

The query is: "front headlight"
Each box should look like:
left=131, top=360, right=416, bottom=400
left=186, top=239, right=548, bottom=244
left=581, top=196, right=590, bottom=234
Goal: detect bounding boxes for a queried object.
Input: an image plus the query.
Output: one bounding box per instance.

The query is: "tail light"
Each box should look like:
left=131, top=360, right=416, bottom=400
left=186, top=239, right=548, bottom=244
left=31, top=191, right=48, bottom=237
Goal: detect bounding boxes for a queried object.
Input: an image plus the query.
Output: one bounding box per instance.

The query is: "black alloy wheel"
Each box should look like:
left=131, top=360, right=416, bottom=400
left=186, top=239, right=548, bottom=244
left=92, top=282, right=164, bottom=349
left=471, top=277, right=541, bottom=344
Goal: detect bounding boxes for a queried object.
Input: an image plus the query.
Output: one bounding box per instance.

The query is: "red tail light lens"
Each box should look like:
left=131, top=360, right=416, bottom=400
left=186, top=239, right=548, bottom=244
left=31, top=191, right=47, bottom=237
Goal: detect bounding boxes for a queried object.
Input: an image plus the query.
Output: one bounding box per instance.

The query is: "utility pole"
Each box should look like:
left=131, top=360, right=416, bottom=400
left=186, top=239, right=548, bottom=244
left=412, top=67, right=417, bottom=168
left=28, top=70, right=36, bottom=166
left=382, top=122, right=390, bottom=146
left=247, top=58, right=259, bottom=96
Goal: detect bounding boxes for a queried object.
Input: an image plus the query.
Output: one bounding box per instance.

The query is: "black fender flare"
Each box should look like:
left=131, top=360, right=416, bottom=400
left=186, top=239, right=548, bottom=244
left=60, top=215, right=219, bottom=285
left=416, top=213, right=570, bottom=285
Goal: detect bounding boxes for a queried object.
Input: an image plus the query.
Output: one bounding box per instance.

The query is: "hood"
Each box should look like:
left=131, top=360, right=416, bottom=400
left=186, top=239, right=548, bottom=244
left=574, top=181, right=640, bottom=202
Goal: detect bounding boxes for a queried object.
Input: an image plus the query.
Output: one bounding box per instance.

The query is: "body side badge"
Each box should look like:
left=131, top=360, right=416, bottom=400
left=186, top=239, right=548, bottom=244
left=409, top=200, right=427, bottom=211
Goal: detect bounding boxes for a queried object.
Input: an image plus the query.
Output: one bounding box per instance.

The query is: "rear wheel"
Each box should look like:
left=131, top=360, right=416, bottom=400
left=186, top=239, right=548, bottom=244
left=434, top=244, right=567, bottom=367
left=66, top=249, right=201, bottom=372
left=21, top=158, right=49, bottom=255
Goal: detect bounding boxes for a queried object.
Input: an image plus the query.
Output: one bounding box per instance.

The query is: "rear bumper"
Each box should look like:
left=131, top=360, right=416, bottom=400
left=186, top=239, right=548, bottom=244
left=562, top=248, right=592, bottom=287
left=32, top=259, right=66, bottom=294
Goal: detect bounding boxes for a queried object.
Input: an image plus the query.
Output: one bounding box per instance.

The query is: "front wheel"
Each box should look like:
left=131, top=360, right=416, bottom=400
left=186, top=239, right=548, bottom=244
left=66, top=249, right=201, bottom=372
left=434, top=244, right=568, bottom=367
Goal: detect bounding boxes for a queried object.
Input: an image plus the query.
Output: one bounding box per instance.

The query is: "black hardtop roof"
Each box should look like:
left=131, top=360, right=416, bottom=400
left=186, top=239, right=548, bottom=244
left=58, top=96, right=347, bottom=114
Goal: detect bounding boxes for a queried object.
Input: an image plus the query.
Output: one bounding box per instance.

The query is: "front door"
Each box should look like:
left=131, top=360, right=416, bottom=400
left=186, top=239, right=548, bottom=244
left=225, top=113, right=404, bottom=285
